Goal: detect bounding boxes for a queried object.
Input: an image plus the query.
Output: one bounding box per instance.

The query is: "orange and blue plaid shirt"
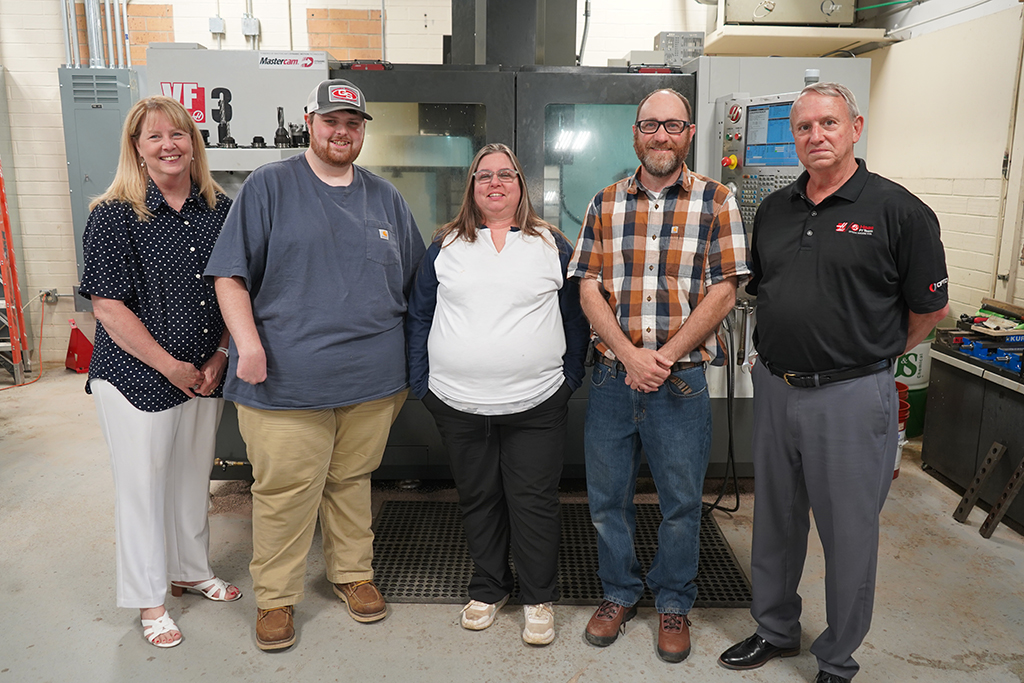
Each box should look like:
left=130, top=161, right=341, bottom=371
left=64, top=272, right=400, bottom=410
left=567, top=165, right=751, bottom=366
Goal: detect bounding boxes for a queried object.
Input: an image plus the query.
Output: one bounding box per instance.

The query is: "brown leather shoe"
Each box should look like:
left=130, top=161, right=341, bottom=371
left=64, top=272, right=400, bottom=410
left=584, top=600, right=637, bottom=647
left=657, top=612, right=692, bottom=663
left=256, top=606, right=295, bottom=651
left=333, top=580, right=387, bottom=622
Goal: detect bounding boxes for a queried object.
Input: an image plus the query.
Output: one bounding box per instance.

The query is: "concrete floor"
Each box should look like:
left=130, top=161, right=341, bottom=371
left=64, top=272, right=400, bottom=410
left=1, top=368, right=1023, bottom=683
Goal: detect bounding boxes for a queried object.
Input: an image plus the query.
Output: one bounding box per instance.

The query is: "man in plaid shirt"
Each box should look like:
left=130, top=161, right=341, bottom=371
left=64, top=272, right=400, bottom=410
left=568, top=88, right=750, bottom=663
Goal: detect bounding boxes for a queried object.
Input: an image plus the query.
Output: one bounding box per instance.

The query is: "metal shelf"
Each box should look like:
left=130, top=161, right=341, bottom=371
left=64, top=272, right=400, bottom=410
left=704, top=26, right=891, bottom=57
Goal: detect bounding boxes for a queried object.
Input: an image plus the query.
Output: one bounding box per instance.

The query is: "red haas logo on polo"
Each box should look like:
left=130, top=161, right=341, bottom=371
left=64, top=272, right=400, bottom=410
left=160, top=82, right=206, bottom=123
left=836, top=221, right=874, bottom=236
left=330, top=86, right=360, bottom=105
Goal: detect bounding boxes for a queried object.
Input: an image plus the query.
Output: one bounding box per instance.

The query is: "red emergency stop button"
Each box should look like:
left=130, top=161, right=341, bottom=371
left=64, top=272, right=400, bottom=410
left=721, top=154, right=738, bottom=170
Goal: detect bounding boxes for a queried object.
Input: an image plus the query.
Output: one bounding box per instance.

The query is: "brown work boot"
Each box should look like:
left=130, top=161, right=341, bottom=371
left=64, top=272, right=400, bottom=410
left=256, top=606, right=295, bottom=651
left=333, top=580, right=388, bottom=622
left=584, top=600, right=637, bottom=647
left=656, top=612, right=692, bottom=663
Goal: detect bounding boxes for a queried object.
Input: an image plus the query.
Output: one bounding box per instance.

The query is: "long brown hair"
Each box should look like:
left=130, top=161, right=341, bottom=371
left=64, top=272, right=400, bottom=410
left=89, top=96, right=223, bottom=220
left=434, top=143, right=561, bottom=246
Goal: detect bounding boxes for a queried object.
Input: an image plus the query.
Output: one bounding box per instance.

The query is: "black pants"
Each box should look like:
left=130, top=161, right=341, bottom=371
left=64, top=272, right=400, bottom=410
left=423, top=383, right=571, bottom=605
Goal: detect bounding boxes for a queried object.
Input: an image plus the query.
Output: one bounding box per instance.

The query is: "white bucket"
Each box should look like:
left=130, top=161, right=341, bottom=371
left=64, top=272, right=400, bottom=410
left=895, top=339, right=932, bottom=390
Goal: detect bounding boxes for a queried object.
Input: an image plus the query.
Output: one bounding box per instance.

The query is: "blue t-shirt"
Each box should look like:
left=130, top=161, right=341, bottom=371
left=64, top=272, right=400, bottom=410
left=204, top=154, right=426, bottom=409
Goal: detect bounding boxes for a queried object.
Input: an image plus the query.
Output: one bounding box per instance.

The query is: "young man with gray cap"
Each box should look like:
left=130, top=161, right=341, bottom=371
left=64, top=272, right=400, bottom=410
left=206, top=78, right=425, bottom=650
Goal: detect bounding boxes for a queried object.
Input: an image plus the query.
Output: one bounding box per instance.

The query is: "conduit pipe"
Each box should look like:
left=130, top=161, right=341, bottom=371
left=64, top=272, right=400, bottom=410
left=59, top=0, right=73, bottom=66
left=84, top=0, right=105, bottom=67
left=381, top=0, right=387, bottom=61
left=69, top=0, right=81, bottom=66
left=103, top=0, right=116, bottom=68
left=112, top=0, right=126, bottom=68
left=120, top=0, right=132, bottom=66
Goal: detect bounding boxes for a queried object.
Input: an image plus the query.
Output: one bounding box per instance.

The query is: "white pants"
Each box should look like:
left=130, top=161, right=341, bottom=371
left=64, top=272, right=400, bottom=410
left=91, top=379, right=224, bottom=608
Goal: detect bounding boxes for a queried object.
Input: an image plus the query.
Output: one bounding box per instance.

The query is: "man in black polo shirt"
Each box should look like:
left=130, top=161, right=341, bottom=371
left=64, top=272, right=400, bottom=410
left=718, top=83, right=949, bottom=683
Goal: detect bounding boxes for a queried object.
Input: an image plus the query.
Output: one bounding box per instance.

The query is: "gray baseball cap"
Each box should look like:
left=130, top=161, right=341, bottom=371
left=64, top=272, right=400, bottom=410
left=304, top=79, right=373, bottom=120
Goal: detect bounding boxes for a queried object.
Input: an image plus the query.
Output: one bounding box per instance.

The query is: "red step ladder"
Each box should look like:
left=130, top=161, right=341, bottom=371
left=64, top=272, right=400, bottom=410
left=0, top=155, right=29, bottom=384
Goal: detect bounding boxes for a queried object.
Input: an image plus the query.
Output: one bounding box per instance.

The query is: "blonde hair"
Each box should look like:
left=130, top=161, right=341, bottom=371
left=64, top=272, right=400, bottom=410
left=90, top=96, right=223, bottom=220
left=435, top=143, right=562, bottom=246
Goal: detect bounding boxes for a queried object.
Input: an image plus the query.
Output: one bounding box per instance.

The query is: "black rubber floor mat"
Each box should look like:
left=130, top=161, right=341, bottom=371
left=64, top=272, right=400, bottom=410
left=372, top=501, right=751, bottom=608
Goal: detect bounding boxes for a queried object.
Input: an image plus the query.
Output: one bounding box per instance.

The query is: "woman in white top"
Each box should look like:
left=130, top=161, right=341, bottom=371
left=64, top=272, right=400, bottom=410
left=406, top=143, right=589, bottom=646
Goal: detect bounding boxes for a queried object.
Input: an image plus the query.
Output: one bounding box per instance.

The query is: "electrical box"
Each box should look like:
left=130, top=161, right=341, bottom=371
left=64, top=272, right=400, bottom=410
left=653, top=32, right=704, bottom=64
left=723, top=0, right=854, bottom=25
left=58, top=67, right=140, bottom=311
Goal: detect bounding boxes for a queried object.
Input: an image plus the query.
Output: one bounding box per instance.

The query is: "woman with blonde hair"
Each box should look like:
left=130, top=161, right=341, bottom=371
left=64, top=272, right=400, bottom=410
left=406, top=143, right=589, bottom=645
left=81, top=96, right=240, bottom=649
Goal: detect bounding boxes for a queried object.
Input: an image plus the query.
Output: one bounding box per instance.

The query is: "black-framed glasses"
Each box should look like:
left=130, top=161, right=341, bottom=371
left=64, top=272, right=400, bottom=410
left=635, top=119, right=692, bottom=135
left=473, top=168, right=519, bottom=183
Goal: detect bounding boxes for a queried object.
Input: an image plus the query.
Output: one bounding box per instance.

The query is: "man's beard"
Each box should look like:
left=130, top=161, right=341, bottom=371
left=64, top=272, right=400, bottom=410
left=310, top=133, right=361, bottom=167
left=634, top=134, right=689, bottom=178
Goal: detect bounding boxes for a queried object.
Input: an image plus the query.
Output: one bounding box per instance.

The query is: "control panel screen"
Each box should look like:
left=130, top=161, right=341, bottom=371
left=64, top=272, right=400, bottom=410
left=744, top=102, right=798, bottom=167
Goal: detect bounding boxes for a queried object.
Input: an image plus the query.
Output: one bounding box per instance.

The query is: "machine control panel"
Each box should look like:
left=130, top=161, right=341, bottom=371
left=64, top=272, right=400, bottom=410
left=716, top=93, right=803, bottom=228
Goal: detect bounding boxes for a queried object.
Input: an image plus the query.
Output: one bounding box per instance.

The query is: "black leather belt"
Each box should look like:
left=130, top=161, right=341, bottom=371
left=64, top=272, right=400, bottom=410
left=596, top=354, right=699, bottom=374
left=762, top=357, right=892, bottom=388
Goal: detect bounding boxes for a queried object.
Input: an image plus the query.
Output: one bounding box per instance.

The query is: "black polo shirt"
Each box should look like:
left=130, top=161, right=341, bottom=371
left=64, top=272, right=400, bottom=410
left=746, top=159, right=947, bottom=373
left=80, top=181, right=231, bottom=411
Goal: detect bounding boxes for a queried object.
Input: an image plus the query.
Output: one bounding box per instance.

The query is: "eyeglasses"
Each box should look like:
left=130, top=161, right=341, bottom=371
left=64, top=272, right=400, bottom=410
left=473, top=168, right=519, bottom=183
left=635, top=119, right=692, bottom=135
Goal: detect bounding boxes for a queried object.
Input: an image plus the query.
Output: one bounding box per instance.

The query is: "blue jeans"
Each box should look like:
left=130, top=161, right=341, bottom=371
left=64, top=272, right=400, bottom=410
left=584, top=361, right=712, bottom=614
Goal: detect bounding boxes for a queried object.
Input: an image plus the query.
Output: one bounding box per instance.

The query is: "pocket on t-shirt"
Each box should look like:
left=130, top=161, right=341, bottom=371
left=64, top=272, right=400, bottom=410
left=366, top=220, right=400, bottom=265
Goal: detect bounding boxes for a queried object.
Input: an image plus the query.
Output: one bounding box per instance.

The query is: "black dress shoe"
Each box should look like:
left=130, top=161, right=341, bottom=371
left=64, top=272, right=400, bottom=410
left=815, top=672, right=851, bottom=683
left=718, top=633, right=800, bottom=670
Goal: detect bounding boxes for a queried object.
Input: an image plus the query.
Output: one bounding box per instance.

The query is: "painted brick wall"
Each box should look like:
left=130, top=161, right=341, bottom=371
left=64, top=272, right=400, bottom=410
left=307, top=8, right=382, bottom=61
left=577, top=0, right=710, bottom=66
left=889, top=177, right=1003, bottom=315
left=0, top=0, right=81, bottom=366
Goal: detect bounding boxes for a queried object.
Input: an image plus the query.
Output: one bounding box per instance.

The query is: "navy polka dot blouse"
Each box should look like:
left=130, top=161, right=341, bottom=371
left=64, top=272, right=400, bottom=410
left=80, top=181, right=232, bottom=412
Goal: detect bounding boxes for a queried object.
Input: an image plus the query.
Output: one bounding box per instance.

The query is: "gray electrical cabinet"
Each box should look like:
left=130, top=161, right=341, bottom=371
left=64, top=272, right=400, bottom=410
left=57, top=67, right=140, bottom=311
left=722, top=0, right=855, bottom=25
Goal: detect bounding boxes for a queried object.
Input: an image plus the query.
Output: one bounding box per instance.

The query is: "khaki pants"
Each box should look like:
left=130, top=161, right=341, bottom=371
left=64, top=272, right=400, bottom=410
left=237, top=391, right=407, bottom=608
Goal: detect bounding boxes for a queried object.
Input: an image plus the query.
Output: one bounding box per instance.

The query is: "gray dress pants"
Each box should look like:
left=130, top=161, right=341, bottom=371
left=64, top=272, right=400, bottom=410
left=749, top=360, right=897, bottom=680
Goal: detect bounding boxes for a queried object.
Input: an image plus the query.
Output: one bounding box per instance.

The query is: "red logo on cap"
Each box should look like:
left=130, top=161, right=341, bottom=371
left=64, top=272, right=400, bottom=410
left=329, top=86, right=359, bottom=104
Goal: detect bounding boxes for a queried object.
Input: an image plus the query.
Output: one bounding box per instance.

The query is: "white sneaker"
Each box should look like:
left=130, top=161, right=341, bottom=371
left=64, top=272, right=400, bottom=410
left=460, top=595, right=509, bottom=630
left=522, top=602, right=555, bottom=645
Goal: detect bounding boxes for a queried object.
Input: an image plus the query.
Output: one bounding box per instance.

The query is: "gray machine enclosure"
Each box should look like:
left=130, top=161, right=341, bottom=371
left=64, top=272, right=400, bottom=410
left=57, top=51, right=872, bottom=481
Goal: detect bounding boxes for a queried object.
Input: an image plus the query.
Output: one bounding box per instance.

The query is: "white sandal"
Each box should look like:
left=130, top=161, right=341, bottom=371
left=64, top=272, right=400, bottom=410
left=141, top=612, right=182, bottom=648
left=170, top=577, right=242, bottom=602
